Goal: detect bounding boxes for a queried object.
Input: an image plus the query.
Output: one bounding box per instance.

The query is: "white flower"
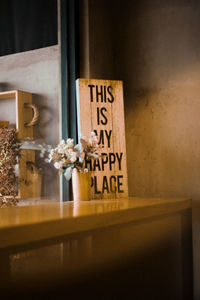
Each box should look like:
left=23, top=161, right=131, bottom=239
left=74, top=144, right=80, bottom=151
left=90, top=132, right=98, bottom=144
left=2, top=198, right=8, bottom=204
left=60, top=140, right=65, bottom=145
left=48, top=132, right=100, bottom=174
left=57, top=147, right=65, bottom=154
left=40, top=152, right=44, bottom=158
left=69, top=151, right=77, bottom=163
left=88, top=152, right=99, bottom=159
left=54, top=162, right=61, bottom=169
left=93, top=136, right=98, bottom=144
left=48, top=153, right=53, bottom=162
left=66, top=138, right=74, bottom=148
left=80, top=152, right=85, bottom=162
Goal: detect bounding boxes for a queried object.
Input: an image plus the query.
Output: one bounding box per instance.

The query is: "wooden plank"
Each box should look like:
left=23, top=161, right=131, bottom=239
left=18, top=149, right=41, bottom=199
left=0, top=90, right=17, bottom=99
left=16, top=90, right=33, bottom=140
left=76, top=79, right=128, bottom=199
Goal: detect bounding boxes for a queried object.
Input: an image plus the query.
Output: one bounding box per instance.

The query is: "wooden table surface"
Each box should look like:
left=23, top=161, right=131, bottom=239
left=0, top=197, right=191, bottom=250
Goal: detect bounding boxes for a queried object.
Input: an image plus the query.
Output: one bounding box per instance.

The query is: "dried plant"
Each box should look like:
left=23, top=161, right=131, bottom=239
left=0, top=128, right=20, bottom=204
left=0, top=196, right=18, bottom=208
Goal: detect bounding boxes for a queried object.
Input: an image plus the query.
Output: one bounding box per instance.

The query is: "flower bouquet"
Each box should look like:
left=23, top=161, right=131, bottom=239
left=47, top=132, right=99, bottom=201
left=48, top=131, right=99, bottom=179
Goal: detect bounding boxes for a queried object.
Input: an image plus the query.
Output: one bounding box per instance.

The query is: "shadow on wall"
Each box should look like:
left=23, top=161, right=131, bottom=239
left=107, top=0, right=200, bottom=201
left=125, top=84, right=200, bottom=199
left=0, top=82, right=16, bottom=91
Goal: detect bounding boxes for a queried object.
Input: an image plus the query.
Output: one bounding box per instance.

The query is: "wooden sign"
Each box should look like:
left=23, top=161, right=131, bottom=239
left=76, top=79, right=128, bottom=199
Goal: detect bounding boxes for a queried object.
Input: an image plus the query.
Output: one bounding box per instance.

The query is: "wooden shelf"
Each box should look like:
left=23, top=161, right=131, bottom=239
left=0, top=197, right=191, bottom=249
left=0, top=197, right=193, bottom=300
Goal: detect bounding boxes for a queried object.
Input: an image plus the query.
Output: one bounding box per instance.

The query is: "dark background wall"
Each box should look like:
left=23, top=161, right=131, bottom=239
left=82, top=0, right=200, bottom=298
left=0, top=0, right=57, bottom=56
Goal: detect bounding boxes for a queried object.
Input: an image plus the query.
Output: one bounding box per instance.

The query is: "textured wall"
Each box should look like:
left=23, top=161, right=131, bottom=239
left=87, top=0, right=200, bottom=298
left=0, top=45, right=61, bottom=199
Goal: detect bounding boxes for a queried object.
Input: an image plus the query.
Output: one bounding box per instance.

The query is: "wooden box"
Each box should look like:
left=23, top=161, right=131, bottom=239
left=0, top=90, right=40, bottom=199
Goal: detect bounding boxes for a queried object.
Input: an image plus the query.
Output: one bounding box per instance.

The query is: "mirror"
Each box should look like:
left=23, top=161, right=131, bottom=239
left=0, top=0, right=60, bottom=204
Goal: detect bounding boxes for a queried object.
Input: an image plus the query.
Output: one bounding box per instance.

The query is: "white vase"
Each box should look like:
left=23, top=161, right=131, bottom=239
left=72, top=169, right=91, bottom=201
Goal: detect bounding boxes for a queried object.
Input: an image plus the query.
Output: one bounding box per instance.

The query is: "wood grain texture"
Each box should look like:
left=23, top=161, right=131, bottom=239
left=76, top=79, right=128, bottom=199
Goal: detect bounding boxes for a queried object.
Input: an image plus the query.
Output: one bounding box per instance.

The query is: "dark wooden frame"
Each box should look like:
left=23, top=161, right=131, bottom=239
left=60, top=0, right=79, bottom=201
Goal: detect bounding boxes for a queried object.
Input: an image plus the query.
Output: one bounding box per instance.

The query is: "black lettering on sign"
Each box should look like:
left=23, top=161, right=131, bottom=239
left=94, top=129, right=104, bottom=145
left=87, top=152, right=123, bottom=171
left=97, top=85, right=114, bottom=103
left=93, top=130, right=112, bottom=148
left=91, top=175, right=124, bottom=195
left=96, top=85, right=103, bottom=102
left=96, top=108, right=100, bottom=125
left=109, top=153, right=116, bottom=170
left=104, top=86, right=107, bottom=102
left=91, top=176, right=101, bottom=194
left=88, top=85, right=95, bottom=102
left=85, top=157, right=92, bottom=171
left=96, top=107, right=108, bottom=125
left=101, top=153, right=108, bottom=170
left=89, top=85, right=115, bottom=103
left=100, top=107, right=108, bottom=125
left=110, top=176, right=116, bottom=193
left=102, top=176, right=109, bottom=193
left=116, top=152, right=123, bottom=170
left=105, top=130, right=112, bottom=148
left=93, top=158, right=101, bottom=171
left=117, top=175, right=124, bottom=193
left=107, top=86, right=114, bottom=103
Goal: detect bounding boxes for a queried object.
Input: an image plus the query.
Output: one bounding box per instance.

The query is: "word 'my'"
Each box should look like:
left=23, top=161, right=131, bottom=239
left=93, top=129, right=112, bottom=148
